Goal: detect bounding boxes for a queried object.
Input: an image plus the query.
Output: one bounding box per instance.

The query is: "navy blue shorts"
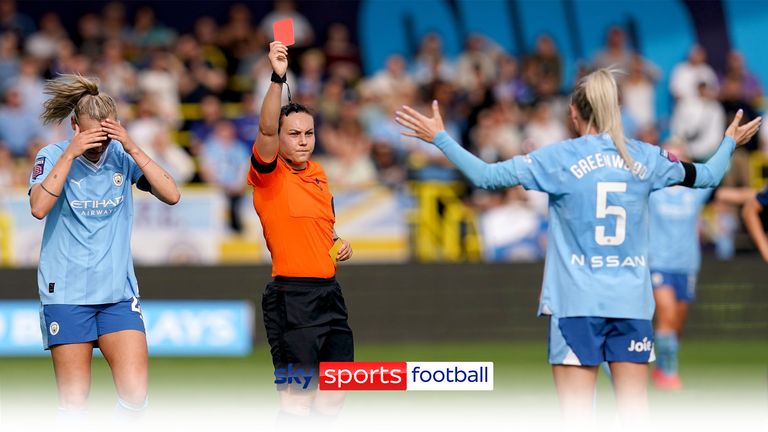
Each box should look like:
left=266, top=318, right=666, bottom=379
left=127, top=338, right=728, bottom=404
left=263, top=277, right=353, bottom=390
left=39, top=297, right=146, bottom=350
left=548, top=316, right=655, bottom=366
left=651, top=270, right=696, bottom=303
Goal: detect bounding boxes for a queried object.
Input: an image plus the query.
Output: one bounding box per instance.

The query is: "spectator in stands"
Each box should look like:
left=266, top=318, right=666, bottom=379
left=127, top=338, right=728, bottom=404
left=126, top=93, right=165, bottom=151
left=101, top=1, right=129, bottom=43
left=193, top=16, right=227, bottom=71
left=593, top=26, right=633, bottom=73
left=199, top=120, right=250, bottom=233
left=523, top=99, right=568, bottom=152
left=524, top=34, right=562, bottom=97
left=720, top=74, right=760, bottom=154
left=411, top=32, right=454, bottom=85
left=621, top=54, right=657, bottom=130
left=469, top=103, right=523, bottom=164
left=233, top=91, right=260, bottom=145
left=322, top=22, right=360, bottom=84
left=722, top=50, right=763, bottom=109
left=137, top=49, right=181, bottom=125
left=454, top=34, right=498, bottom=94
left=96, top=38, right=138, bottom=103
left=217, top=3, right=254, bottom=78
left=48, top=38, right=76, bottom=76
left=318, top=99, right=376, bottom=187
left=75, top=13, right=104, bottom=60
left=316, top=76, right=345, bottom=125
left=127, top=5, right=176, bottom=54
left=13, top=56, right=46, bottom=119
left=0, top=85, right=42, bottom=157
left=493, top=54, right=533, bottom=106
left=188, top=93, right=224, bottom=151
left=670, top=81, right=725, bottom=162
left=143, top=128, right=195, bottom=185
left=175, top=33, right=227, bottom=99
left=670, top=44, right=718, bottom=101
left=297, top=48, right=325, bottom=100
left=0, top=0, right=35, bottom=40
left=0, top=30, right=17, bottom=87
left=366, top=54, right=414, bottom=99
left=25, top=12, right=67, bottom=62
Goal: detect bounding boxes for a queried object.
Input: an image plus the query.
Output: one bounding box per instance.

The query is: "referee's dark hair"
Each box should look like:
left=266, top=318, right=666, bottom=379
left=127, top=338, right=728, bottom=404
left=278, top=103, right=313, bottom=133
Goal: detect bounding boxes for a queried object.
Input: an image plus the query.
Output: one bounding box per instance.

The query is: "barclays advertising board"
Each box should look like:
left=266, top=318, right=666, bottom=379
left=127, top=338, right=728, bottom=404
left=0, top=300, right=253, bottom=356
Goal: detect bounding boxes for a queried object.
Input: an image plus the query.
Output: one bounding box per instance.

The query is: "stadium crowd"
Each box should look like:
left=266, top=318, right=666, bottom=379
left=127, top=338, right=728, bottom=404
left=0, top=0, right=764, bottom=259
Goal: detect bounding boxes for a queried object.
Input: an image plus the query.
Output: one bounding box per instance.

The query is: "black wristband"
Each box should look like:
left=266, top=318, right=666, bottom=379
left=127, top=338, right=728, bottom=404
left=270, top=71, right=286, bottom=84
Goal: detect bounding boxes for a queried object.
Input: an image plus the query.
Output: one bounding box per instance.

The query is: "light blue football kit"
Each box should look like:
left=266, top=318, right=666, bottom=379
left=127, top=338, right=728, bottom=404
left=432, top=131, right=735, bottom=365
left=648, top=186, right=712, bottom=377
left=30, top=140, right=146, bottom=349
left=649, top=186, right=712, bottom=302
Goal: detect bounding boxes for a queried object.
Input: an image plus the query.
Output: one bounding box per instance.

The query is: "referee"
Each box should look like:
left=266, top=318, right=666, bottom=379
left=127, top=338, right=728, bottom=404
left=248, top=41, right=353, bottom=420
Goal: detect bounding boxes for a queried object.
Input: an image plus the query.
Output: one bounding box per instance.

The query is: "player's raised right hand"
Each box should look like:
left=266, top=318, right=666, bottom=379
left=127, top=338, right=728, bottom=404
left=268, top=41, right=288, bottom=78
left=65, top=124, right=107, bottom=159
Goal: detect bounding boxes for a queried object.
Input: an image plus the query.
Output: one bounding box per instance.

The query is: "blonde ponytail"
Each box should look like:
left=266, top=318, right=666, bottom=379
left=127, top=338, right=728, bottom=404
left=41, top=74, right=117, bottom=125
left=571, top=68, right=634, bottom=170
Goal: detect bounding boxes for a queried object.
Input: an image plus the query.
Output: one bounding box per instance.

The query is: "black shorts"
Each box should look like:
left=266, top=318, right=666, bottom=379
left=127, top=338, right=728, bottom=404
left=262, top=276, right=354, bottom=378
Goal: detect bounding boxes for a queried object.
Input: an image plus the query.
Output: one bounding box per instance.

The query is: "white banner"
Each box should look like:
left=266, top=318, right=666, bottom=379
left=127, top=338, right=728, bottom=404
left=0, top=185, right=407, bottom=266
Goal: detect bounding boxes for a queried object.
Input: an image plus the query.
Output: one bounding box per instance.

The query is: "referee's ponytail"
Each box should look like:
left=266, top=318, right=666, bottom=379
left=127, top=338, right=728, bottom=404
left=40, top=74, right=117, bottom=125
left=571, top=68, right=633, bottom=170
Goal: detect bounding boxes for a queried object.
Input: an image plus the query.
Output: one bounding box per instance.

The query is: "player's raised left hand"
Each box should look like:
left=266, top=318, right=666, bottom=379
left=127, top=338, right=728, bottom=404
left=101, top=118, right=138, bottom=153
left=725, top=109, right=762, bottom=146
left=395, top=100, right=446, bottom=143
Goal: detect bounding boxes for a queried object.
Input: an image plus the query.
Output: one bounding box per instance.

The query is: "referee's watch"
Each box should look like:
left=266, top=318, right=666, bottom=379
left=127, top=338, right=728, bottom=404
left=271, top=71, right=287, bottom=84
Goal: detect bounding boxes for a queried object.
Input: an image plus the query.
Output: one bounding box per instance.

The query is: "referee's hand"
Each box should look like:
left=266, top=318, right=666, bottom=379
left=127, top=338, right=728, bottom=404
left=268, top=41, right=288, bottom=78
left=337, top=239, right=353, bottom=262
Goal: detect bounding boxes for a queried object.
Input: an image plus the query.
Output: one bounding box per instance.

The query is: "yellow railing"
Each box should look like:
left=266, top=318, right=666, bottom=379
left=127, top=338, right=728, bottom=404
left=408, top=181, right=482, bottom=262
left=0, top=213, right=13, bottom=266
left=748, top=151, right=768, bottom=189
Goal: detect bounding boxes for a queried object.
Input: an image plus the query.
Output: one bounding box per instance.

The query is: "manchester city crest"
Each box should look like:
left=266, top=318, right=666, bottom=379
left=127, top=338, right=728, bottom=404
left=113, top=172, right=124, bottom=186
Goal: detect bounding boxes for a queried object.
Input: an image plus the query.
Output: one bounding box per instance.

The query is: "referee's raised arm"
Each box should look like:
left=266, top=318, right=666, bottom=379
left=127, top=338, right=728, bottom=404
left=254, top=41, right=288, bottom=162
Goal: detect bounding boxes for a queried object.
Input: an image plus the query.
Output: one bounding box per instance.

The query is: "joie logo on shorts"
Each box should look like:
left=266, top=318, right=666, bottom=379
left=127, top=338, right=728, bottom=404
left=628, top=337, right=653, bottom=352
left=49, top=322, right=59, bottom=336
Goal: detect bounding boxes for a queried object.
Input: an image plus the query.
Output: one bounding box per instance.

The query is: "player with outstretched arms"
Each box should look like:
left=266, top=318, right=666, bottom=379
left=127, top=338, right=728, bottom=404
left=396, top=68, right=761, bottom=422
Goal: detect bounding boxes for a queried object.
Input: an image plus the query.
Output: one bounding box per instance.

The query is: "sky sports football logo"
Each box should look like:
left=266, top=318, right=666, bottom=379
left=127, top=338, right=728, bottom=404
left=274, top=362, right=493, bottom=391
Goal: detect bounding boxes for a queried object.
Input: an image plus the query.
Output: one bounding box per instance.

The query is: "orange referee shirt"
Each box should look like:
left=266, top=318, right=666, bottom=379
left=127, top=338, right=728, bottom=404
left=247, top=147, right=337, bottom=278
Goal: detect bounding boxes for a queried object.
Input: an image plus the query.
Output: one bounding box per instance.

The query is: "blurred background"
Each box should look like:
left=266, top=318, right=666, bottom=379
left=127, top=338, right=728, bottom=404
left=0, top=0, right=766, bottom=427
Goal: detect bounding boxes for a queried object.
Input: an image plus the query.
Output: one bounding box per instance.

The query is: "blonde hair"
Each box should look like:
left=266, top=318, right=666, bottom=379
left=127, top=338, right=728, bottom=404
left=40, top=74, right=117, bottom=125
left=571, top=68, right=633, bottom=169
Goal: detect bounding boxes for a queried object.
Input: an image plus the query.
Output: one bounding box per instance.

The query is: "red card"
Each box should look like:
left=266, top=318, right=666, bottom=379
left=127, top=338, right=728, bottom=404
left=272, top=18, right=295, bottom=46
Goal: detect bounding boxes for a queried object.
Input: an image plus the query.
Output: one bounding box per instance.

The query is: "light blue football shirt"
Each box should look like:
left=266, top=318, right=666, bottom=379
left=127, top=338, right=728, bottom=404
left=29, top=140, right=144, bottom=305
left=433, top=131, right=734, bottom=320
left=648, top=187, right=712, bottom=274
